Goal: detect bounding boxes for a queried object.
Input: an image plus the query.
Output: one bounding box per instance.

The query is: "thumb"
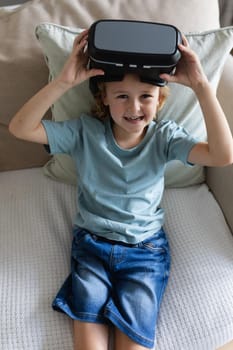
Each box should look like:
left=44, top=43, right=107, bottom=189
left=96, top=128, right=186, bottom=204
left=160, top=73, right=178, bottom=84
left=86, top=69, right=105, bottom=79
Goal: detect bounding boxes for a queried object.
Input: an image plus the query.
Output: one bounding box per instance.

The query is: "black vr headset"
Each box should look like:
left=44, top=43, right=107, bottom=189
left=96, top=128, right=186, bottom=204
left=88, top=19, right=182, bottom=95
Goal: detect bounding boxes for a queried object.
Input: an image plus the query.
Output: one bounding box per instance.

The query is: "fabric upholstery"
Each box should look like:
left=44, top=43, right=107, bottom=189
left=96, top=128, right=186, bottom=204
left=1, top=168, right=233, bottom=349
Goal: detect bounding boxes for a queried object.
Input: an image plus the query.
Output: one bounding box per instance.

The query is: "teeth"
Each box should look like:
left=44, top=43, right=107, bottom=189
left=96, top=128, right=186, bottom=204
left=126, top=116, right=143, bottom=120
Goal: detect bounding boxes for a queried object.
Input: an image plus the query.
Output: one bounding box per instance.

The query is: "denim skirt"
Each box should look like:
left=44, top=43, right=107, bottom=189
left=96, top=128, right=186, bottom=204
left=52, top=227, right=170, bottom=349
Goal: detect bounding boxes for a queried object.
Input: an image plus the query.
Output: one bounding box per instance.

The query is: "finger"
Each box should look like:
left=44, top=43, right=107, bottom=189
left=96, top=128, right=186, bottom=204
left=178, top=43, right=199, bottom=65
left=78, top=29, right=89, bottom=40
left=177, top=42, right=196, bottom=61
left=73, top=30, right=88, bottom=49
left=159, top=73, right=178, bottom=84
left=86, top=69, right=105, bottom=79
left=72, top=37, right=88, bottom=56
left=181, top=34, right=189, bottom=47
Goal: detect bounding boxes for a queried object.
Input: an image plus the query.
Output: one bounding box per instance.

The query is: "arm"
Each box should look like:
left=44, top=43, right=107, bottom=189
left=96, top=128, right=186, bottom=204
left=9, top=29, right=104, bottom=144
left=160, top=36, right=233, bottom=167
left=189, top=82, right=233, bottom=166
left=9, top=80, right=70, bottom=144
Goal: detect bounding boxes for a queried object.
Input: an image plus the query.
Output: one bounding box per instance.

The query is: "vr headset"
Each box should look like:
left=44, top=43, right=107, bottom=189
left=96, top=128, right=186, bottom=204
left=88, top=19, right=182, bottom=94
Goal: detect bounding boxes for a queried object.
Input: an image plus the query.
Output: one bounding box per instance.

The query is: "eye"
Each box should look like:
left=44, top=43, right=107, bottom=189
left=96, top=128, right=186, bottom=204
left=116, top=94, right=128, bottom=99
left=141, top=94, right=153, bottom=99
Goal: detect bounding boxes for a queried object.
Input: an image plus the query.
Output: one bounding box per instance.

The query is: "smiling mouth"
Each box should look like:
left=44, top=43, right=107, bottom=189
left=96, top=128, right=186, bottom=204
left=124, top=116, right=144, bottom=121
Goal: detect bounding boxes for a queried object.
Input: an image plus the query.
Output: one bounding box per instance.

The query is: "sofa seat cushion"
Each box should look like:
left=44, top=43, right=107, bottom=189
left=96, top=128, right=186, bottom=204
left=0, top=168, right=233, bottom=350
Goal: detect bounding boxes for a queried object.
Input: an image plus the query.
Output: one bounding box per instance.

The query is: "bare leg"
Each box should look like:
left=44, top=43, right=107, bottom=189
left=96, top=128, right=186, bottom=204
left=114, top=328, right=152, bottom=350
left=73, top=320, right=109, bottom=350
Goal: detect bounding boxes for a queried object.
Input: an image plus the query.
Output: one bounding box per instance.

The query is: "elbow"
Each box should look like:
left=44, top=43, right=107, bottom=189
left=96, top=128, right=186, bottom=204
left=223, top=145, right=233, bottom=166
left=8, top=119, right=17, bottom=137
left=215, top=151, right=233, bottom=167
left=219, top=160, right=233, bottom=168
left=8, top=118, right=24, bottom=139
left=223, top=154, right=233, bottom=167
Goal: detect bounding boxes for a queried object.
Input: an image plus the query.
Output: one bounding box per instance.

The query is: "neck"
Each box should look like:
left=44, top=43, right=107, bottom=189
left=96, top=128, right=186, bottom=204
left=112, top=122, right=147, bottom=149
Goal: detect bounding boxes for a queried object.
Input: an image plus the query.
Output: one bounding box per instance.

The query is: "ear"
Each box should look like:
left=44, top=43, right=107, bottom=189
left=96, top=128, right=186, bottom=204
left=157, top=95, right=166, bottom=111
left=98, top=83, right=108, bottom=106
left=102, top=94, right=109, bottom=106
left=157, top=86, right=169, bottom=112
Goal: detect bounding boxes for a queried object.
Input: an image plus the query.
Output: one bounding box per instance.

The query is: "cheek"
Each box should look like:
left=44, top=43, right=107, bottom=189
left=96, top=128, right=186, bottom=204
left=107, top=105, right=117, bottom=119
left=108, top=102, right=124, bottom=115
left=145, top=102, right=158, bottom=114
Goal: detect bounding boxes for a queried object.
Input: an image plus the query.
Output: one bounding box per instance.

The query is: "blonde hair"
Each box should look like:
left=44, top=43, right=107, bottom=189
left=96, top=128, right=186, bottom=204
left=91, top=81, right=170, bottom=121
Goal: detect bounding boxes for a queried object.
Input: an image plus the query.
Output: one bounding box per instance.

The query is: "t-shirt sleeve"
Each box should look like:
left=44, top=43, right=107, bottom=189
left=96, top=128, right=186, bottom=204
left=41, top=119, right=81, bottom=156
left=157, top=121, right=199, bottom=166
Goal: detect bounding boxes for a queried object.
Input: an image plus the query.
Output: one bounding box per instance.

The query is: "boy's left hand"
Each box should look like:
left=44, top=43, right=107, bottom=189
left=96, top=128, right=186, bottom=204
left=160, top=36, right=208, bottom=92
left=56, top=29, right=104, bottom=89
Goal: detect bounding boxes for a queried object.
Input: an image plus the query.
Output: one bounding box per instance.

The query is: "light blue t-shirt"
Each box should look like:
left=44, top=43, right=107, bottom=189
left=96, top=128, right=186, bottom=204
left=42, top=115, right=197, bottom=244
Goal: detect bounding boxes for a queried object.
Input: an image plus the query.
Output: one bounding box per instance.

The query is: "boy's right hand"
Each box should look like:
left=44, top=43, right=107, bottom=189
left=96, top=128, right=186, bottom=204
left=56, top=29, right=105, bottom=89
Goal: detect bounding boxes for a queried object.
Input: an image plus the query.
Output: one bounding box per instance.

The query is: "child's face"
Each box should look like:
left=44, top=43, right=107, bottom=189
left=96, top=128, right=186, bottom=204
left=102, top=74, right=160, bottom=147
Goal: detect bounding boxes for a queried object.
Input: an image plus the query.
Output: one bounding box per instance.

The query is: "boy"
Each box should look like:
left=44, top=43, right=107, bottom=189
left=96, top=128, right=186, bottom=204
left=9, top=29, right=233, bottom=350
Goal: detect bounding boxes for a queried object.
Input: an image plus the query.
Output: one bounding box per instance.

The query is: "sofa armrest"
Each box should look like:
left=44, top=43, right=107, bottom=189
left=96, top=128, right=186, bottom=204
left=206, top=55, right=233, bottom=233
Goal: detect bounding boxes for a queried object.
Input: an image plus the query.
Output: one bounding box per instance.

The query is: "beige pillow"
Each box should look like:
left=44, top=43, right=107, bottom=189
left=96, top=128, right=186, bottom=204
left=35, top=23, right=233, bottom=187
left=0, top=0, right=220, bottom=171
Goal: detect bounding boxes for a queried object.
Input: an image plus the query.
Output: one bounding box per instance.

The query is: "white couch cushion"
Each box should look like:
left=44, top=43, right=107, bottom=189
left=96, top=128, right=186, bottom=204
left=0, top=168, right=233, bottom=349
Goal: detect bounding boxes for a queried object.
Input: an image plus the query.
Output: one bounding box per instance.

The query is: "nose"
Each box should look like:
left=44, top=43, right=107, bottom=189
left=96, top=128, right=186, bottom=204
left=127, top=98, right=141, bottom=115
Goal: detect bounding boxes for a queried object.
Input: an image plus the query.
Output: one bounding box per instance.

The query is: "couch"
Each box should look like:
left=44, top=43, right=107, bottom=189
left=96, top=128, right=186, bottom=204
left=0, top=1, right=233, bottom=349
